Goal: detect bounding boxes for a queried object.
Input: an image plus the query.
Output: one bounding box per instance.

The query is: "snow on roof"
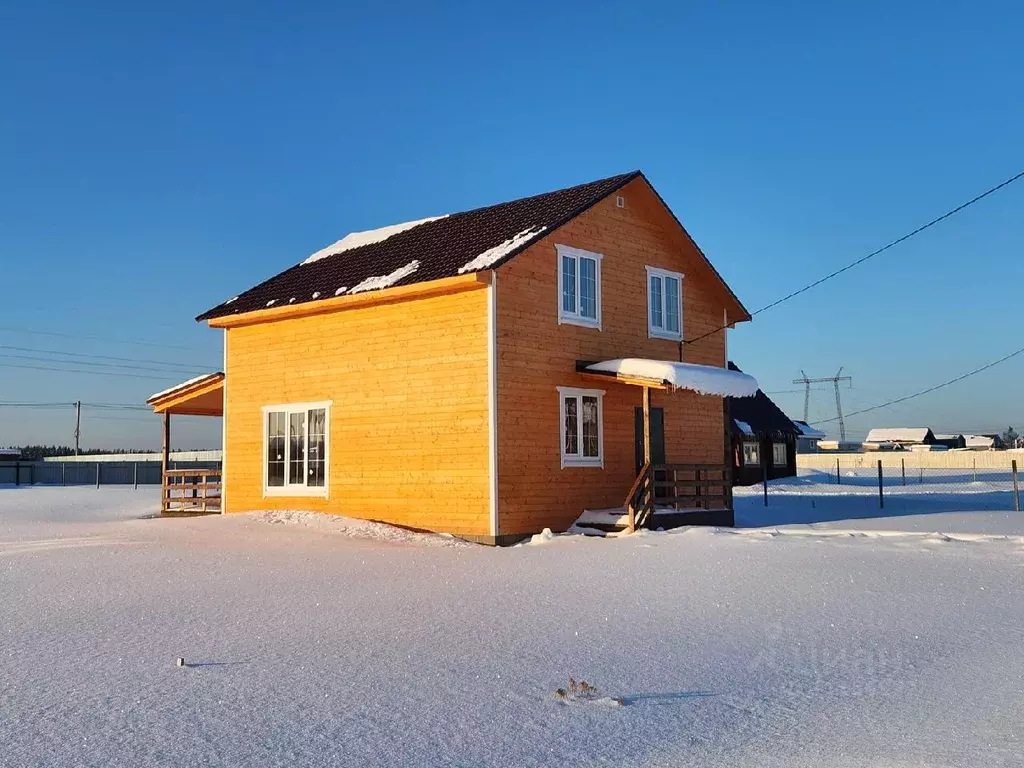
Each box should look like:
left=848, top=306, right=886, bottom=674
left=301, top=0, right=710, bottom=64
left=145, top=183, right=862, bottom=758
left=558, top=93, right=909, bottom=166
left=587, top=359, right=758, bottom=398
left=458, top=226, right=547, bottom=274
left=793, top=420, right=827, bottom=438
left=301, top=216, right=448, bottom=266
left=734, top=419, right=754, bottom=435
left=146, top=373, right=223, bottom=403
left=348, top=261, right=420, bottom=295
left=0, top=448, right=20, bottom=456
left=965, top=435, right=996, bottom=448
left=864, top=428, right=932, bottom=444
left=934, top=434, right=962, bottom=441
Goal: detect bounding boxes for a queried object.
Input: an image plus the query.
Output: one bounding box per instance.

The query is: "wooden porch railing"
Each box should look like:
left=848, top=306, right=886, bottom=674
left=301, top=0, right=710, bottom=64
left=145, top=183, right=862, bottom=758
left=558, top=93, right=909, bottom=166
left=162, top=468, right=221, bottom=515
left=624, top=463, right=731, bottom=532
left=624, top=463, right=654, bottom=532
left=652, top=464, right=731, bottom=512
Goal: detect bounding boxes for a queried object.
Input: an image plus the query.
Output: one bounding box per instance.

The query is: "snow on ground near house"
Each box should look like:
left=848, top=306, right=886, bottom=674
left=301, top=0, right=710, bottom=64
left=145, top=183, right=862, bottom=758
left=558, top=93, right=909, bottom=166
left=2, top=486, right=1022, bottom=767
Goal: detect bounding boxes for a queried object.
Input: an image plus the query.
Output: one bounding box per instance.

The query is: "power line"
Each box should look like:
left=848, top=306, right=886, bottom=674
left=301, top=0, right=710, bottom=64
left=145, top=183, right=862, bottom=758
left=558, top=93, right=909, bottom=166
left=685, top=167, right=1024, bottom=346
left=0, top=361, right=185, bottom=381
left=0, top=352, right=211, bottom=376
left=818, top=343, right=1024, bottom=423
left=0, top=326, right=199, bottom=351
left=0, top=344, right=215, bottom=373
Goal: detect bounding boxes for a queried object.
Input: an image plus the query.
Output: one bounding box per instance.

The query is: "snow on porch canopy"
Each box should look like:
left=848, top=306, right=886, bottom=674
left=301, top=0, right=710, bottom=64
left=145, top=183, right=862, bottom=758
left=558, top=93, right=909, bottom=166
left=147, top=372, right=225, bottom=417
left=583, top=359, right=758, bottom=398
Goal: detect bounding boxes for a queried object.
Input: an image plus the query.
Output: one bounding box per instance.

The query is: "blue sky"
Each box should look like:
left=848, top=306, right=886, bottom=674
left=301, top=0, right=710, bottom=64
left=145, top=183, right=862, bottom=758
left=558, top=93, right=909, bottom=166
left=1, top=0, right=1022, bottom=449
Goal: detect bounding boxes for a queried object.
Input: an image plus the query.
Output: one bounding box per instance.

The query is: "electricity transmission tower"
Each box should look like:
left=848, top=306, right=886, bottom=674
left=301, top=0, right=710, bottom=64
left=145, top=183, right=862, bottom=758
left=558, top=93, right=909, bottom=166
left=793, top=368, right=853, bottom=441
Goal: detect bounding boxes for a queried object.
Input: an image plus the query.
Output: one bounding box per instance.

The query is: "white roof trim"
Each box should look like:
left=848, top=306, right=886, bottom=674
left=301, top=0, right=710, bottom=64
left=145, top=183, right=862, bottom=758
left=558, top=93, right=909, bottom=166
left=146, top=372, right=224, bottom=403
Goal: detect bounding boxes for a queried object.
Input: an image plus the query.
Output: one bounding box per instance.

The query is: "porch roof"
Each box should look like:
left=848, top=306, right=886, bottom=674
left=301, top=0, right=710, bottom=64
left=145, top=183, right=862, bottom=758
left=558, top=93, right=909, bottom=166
left=147, top=372, right=225, bottom=416
left=578, top=359, right=758, bottom=397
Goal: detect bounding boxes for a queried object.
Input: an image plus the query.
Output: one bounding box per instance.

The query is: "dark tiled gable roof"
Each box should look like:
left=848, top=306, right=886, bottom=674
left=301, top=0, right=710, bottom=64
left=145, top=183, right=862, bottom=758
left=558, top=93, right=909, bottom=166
left=727, top=362, right=800, bottom=437
left=197, top=171, right=641, bottom=321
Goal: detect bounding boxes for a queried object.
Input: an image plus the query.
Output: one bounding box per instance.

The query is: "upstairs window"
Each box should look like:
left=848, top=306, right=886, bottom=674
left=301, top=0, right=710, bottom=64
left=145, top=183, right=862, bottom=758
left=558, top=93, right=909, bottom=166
left=646, top=266, right=683, bottom=340
left=264, top=402, right=330, bottom=496
left=558, top=387, right=604, bottom=468
left=557, top=245, right=602, bottom=328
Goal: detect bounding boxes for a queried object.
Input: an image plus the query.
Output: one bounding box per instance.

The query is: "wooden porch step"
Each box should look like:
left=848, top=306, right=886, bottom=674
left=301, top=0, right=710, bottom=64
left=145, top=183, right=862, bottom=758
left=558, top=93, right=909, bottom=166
left=575, top=506, right=734, bottom=533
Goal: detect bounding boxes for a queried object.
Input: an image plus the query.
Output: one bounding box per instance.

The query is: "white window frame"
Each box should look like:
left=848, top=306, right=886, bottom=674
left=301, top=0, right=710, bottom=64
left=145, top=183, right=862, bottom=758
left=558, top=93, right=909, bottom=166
left=557, top=386, right=604, bottom=468
left=772, top=442, right=787, bottom=467
left=742, top=441, right=760, bottom=467
left=646, top=265, right=684, bottom=341
left=262, top=401, right=332, bottom=497
left=556, top=244, right=603, bottom=329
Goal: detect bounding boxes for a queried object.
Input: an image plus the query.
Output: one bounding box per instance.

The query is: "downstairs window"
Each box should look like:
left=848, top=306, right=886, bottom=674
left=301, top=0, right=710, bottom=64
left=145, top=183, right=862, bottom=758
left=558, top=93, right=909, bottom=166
left=742, top=442, right=760, bottom=466
left=559, top=387, right=604, bottom=468
left=773, top=442, right=787, bottom=466
left=264, top=402, right=330, bottom=496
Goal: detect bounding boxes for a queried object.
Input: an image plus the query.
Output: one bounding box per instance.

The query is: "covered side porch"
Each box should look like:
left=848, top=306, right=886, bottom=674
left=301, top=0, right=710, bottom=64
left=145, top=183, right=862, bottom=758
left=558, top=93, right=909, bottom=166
left=575, top=358, right=758, bottom=533
left=146, top=373, right=225, bottom=516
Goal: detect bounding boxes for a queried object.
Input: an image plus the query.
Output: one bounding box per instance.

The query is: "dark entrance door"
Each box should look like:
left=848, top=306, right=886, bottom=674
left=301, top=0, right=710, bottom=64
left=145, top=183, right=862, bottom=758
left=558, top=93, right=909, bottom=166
left=634, top=407, right=666, bottom=474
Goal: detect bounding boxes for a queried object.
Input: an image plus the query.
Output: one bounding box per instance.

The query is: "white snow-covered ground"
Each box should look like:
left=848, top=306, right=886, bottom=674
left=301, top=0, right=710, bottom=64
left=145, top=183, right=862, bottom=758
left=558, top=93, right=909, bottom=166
left=2, top=485, right=1022, bottom=767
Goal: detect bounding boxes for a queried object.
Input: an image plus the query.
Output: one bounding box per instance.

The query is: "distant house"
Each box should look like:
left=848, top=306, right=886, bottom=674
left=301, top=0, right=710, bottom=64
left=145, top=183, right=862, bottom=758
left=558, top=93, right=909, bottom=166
left=150, top=171, right=758, bottom=543
left=792, top=420, right=827, bottom=453
left=934, top=433, right=966, bottom=450
left=0, top=448, right=20, bottom=462
left=863, top=428, right=936, bottom=450
left=964, top=434, right=1003, bottom=450
left=727, top=363, right=800, bottom=486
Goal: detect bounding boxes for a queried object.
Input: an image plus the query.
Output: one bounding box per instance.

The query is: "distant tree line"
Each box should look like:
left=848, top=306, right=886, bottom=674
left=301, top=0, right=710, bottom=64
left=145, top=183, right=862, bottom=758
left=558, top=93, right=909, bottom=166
left=11, top=446, right=141, bottom=460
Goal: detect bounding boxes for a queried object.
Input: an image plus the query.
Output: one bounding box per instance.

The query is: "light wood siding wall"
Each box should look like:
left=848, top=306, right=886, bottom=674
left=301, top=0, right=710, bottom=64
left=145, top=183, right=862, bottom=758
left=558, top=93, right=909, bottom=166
left=495, top=177, right=730, bottom=537
left=223, top=288, right=491, bottom=536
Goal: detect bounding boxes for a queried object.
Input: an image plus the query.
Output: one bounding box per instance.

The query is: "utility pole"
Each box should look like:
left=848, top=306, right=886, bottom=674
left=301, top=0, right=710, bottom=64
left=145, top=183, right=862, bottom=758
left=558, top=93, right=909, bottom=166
left=792, top=368, right=853, bottom=441
left=74, top=400, right=81, bottom=455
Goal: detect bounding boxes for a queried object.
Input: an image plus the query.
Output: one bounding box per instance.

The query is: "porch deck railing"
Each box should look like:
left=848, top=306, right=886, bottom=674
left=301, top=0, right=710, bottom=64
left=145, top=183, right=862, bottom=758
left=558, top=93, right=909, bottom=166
left=625, top=463, right=731, bottom=532
left=162, top=468, right=222, bottom=514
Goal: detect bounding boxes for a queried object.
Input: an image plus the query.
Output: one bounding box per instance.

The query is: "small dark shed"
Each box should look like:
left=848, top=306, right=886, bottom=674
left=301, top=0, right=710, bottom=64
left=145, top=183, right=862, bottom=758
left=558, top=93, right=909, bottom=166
left=727, top=363, right=801, bottom=487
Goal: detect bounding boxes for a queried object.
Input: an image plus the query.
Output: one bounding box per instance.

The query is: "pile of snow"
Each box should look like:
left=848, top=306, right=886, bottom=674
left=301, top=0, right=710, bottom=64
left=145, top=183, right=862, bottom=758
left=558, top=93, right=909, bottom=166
left=348, top=260, right=420, bottom=295
left=586, top=359, right=758, bottom=398
left=458, top=226, right=546, bottom=274
left=302, top=216, right=447, bottom=265
left=246, top=509, right=466, bottom=548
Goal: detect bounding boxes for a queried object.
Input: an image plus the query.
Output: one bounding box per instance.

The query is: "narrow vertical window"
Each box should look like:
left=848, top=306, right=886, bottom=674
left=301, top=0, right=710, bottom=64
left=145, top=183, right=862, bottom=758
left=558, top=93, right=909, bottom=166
left=561, top=255, right=576, bottom=314
left=557, top=245, right=602, bottom=328
left=650, top=275, right=663, bottom=329
left=308, top=408, right=326, bottom=487
left=664, top=276, right=680, bottom=334
left=581, top=395, right=599, bottom=458
left=579, top=257, right=597, bottom=320
left=288, top=412, right=306, bottom=484
left=564, top=396, right=579, bottom=456
left=267, top=411, right=285, bottom=487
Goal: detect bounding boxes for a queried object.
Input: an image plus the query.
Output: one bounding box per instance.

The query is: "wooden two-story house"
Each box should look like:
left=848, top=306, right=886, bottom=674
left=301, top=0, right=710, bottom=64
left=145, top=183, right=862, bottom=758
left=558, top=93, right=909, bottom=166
left=152, top=171, right=756, bottom=544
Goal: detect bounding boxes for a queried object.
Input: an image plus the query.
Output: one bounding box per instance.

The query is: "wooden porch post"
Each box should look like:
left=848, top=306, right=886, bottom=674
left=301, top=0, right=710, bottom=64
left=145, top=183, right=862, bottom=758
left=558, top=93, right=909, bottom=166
left=161, top=412, right=170, bottom=514
left=642, top=386, right=651, bottom=466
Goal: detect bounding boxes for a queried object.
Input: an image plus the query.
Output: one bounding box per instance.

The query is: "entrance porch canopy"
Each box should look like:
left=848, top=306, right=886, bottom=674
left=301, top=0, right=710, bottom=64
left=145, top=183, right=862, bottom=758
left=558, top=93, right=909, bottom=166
left=147, top=372, right=224, bottom=515
left=576, top=359, right=758, bottom=397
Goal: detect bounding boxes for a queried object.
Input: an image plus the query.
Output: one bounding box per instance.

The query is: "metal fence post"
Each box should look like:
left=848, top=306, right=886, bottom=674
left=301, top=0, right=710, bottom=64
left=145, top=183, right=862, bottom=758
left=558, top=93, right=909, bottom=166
left=762, top=457, right=769, bottom=507
left=61, top=461, right=66, bottom=486
left=836, top=457, right=841, bottom=485
left=877, top=460, right=884, bottom=509
left=14, top=461, right=19, bottom=487
left=96, top=463, right=100, bottom=489
left=133, top=462, right=139, bottom=490
left=1013, top=460, right=1020, bottom=513
left=901, top=458, right=906, bottom=486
